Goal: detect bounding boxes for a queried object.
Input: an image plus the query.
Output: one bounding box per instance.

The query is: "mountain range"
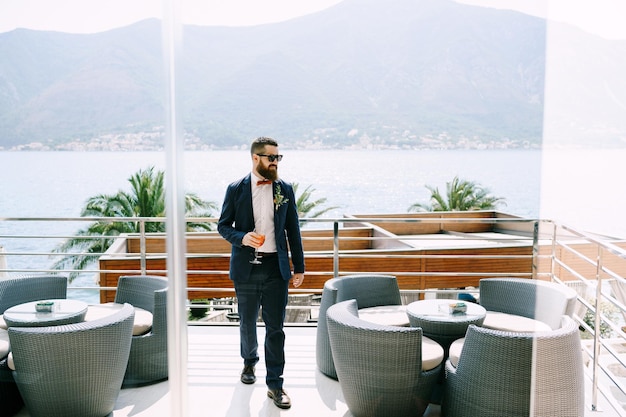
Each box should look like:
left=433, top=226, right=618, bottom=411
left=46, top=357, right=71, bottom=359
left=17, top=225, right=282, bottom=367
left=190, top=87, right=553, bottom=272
left=0, top=0, right=625, bottom=150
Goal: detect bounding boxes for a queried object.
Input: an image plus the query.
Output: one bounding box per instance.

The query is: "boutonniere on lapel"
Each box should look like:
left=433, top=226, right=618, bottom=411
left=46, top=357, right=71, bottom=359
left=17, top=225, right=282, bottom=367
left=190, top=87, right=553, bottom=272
left=273, top=184, right=289, bottom=211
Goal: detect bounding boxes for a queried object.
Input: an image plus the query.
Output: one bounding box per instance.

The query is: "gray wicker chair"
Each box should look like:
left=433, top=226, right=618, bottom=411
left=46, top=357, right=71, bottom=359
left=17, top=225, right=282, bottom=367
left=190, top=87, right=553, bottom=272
left=0, top=275, right=68, bottom=317
left=327, top=299, right=442, bottom=417
left=479, top=277, right=577, bottom=329
left=114, top=275, right=168, bottom=387
left=443, top=315, right=584, bottom=417
left=8, top=303, right=134, bottom=417
left=0, top=274, right=67, bottom=416
left=316, top=274, right=402, bottom=379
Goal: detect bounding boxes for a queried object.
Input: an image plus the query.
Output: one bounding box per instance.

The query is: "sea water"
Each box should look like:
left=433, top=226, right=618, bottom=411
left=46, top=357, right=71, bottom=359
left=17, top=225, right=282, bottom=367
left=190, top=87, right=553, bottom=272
left=0, top=148, right=624, bottom=302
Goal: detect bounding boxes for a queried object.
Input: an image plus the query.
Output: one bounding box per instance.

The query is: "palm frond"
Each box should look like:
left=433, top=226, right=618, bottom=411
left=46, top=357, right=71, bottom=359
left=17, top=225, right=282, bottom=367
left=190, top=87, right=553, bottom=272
left=408, top=176, right=505, bottom=213
left=292, top=182, right=339, bottom=227
left=51, top=166, right=218, bottom=281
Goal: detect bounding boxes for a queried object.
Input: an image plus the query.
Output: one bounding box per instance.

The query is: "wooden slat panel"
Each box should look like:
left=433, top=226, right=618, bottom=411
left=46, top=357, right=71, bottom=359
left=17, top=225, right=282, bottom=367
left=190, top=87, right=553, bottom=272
left=101, top=213, right=626, bottom=304
left=101, top=245, right=535, bottom=300
left=125, top=228, right=374, bottom=254
left=349, top=212, right=497, bottom=235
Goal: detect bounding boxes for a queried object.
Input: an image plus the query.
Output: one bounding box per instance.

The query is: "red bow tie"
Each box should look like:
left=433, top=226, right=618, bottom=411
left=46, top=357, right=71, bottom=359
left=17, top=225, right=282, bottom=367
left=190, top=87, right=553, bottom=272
left=257, top=179, right=272, bottom=185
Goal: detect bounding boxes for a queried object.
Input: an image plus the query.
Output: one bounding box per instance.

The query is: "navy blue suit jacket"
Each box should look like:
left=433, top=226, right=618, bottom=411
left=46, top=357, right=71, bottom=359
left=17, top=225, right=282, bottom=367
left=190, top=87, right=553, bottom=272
left=217, top=174, right=305, bottom=282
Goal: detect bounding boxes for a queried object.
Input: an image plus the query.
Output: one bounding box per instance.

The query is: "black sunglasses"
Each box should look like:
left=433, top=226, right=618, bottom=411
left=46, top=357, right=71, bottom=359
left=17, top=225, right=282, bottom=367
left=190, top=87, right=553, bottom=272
left=256, top=154, right=283, bottom=162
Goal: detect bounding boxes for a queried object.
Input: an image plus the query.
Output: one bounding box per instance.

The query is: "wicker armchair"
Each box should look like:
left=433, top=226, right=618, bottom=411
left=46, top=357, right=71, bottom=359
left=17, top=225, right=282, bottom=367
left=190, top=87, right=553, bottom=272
left=443, top=315, right=584, bottom=417
left=0, top=275, right=68, bottom=320
left=0, top=274, right=68, bottom=416
left=479, top=277, right=578, bottom=329
left=114, top=275, right=168, bottom=387
left=327, top=300, right=443, bottom=417
left=316, top=274, right=402, bottom=379
left=8, top=303, right=134, bottom=417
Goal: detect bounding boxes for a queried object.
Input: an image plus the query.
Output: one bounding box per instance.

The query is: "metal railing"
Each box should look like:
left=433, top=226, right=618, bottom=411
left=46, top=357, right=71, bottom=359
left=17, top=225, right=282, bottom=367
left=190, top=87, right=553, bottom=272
left=1, top=215, right=625, bottom=413
left=547, top=222, right=626, bottom=414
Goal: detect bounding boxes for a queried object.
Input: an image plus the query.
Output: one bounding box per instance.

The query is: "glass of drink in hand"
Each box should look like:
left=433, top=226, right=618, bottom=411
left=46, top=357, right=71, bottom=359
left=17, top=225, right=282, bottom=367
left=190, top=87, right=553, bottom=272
left=250, top=231, right=266, bottom=264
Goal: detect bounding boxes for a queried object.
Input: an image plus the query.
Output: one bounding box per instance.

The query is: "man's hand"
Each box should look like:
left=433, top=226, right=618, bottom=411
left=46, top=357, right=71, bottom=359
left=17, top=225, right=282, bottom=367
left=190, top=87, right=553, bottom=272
left=292, top=273, right=305, bottom=288
left=242, top=232, right=264, bottom=248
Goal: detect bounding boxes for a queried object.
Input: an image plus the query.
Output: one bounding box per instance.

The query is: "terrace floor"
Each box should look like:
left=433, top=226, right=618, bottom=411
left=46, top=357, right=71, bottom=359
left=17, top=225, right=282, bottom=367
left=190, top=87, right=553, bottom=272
left=12, top=324, right=624, bottom=417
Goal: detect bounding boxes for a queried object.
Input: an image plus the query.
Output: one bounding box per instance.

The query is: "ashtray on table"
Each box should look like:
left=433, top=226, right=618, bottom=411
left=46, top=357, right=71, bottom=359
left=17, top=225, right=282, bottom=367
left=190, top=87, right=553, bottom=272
left=35, top=301, right=55, bottom=313
left=439, top=302, right=467, bottom=315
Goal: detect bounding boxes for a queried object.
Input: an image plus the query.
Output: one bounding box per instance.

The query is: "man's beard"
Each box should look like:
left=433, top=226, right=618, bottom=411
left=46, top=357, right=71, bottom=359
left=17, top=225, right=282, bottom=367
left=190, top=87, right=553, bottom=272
left=257, top=164, right=278, bottom=181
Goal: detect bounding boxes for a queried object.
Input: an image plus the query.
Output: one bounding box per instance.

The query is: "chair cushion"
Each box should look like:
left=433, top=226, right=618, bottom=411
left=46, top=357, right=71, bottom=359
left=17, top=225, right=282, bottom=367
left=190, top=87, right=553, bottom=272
left=448, top=337, right=465, bottom=368
left=422, top=336, right=444, bottom=371
left=7, top=352, right=14, bottom=371
left=358, top=305, right=409, bottom=327
left=482, top=311, right=552, bottom=333
left=85, top=303, right=153, bottom=336
left=0, top=315, right=6, bottom=330
left=0, top=328, right=9, bottom=358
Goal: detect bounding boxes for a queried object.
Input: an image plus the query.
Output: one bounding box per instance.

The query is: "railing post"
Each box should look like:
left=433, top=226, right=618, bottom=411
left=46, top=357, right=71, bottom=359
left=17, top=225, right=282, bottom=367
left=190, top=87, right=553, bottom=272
left=591, top=246, right=604, bottom=411
left=333, top=220, right=339, bottom=278
left=549, top=221, right=557, bottom=281
left=139, top=219, right=147, bottom=275
left=532, top=220, right=539, bottom=279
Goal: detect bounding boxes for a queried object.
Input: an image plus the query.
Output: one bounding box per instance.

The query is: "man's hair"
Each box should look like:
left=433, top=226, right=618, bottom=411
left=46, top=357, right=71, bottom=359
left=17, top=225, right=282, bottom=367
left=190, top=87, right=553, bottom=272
left=250, top=136, right=278, bottom=154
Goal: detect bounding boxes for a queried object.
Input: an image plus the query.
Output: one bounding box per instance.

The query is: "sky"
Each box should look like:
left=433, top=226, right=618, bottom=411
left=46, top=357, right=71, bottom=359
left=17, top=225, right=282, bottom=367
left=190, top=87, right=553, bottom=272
left=1, top=0, right=626, bottom=39
left=0, top=0, right=344, bottom=33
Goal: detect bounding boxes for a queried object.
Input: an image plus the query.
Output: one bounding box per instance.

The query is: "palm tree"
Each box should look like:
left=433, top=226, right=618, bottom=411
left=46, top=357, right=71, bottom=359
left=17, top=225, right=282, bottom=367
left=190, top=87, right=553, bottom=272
left=52, top=166, right=217, bottom=281
left=293, top=182, right=339, bottom=227
left=408, top=176, right=505, bottom=212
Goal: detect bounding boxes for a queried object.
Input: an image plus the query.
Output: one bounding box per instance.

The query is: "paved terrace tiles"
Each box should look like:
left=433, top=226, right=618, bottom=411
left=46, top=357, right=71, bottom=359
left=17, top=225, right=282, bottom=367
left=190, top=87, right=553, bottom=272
left=12, top=325, right=621, bottom=417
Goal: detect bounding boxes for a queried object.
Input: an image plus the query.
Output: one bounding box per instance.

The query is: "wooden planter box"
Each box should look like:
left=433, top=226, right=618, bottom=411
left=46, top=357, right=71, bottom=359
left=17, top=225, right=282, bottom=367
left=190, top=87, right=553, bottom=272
left=98, top=212, right=538, bottom=302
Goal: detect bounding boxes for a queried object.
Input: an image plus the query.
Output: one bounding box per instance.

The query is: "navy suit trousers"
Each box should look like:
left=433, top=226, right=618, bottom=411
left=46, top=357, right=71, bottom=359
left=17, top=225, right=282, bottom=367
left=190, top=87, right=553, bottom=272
left=234, top=256, right=289, bottom=389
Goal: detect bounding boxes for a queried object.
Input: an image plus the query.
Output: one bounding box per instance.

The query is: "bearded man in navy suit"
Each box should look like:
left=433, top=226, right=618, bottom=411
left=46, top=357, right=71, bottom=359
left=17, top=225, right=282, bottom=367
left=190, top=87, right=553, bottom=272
left=218, top=136, right=305, bottom=410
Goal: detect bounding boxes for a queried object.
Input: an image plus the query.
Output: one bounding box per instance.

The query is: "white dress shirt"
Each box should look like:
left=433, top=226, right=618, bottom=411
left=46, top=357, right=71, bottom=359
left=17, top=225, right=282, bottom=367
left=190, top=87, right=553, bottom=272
left=251, top=172, right=277, bottom=252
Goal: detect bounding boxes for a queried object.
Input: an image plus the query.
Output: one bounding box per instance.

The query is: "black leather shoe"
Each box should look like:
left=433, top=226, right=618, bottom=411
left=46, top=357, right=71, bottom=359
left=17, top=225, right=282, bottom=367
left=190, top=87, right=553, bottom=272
left=267, top=388, right=291, bottom=409
left=240, top=365, right=256, bottom=384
